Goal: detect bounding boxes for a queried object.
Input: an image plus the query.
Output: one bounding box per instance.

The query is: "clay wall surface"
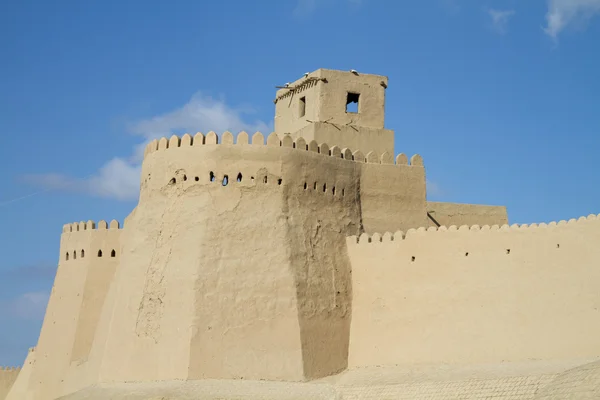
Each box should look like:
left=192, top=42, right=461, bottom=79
left=4, top=348, right=35, bottom=400
left=314, top=69, right=387, bottom=129
left=427, top=201, right=508, bottom=228
left=274, top=75, right=320, bottom=134
left=291, top=123, right=394, bottom=159
left=360, top=154, right=426, bottom=233
left=0, top=367, right=20, bottom=400
left=25, top=221, right=121, bottom=400
left=347, top=216, right=600, bottom=369
left=97, top=131, right=405, bottom=384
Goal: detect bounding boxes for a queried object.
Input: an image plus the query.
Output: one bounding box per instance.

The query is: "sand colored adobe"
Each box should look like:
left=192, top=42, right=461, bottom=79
left=3, top=69, right=600, bottom=400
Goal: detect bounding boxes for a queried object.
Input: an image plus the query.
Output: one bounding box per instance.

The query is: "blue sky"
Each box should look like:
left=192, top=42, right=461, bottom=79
left=1, top=0, right=599, bottom=366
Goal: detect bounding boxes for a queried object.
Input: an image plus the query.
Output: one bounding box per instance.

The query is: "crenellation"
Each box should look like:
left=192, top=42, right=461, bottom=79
left=341, top=148, right=352, bottom=160
left=395, top=153, right=408, bottom=165
left=266, top=132, right=279, bottom=146
left=236, top=131, right=249, bottom=145
left=347, top=213, right=599, bottom=246
left=158, top=137, right=168, bottom=150
left=352, top=150, right=365, bottom=163
left=222, top=131, right=234, bottom=145
left=365, top=151, right=378, bottom=163
left=381, top=151, right=393, bottom=164
left=251, top=131, right=264, bottom=145
left=181, top=133, right=193, bottom=146
left=193, top=132, right=205, bottom=145
left=295, top=136, right=307, bottom=150
left=281, top=134, right=293, bottom=147
left=169, top=135, right=180, bottom=148
left=205, top=131, right=218, bottom=144
left=59, top=219, right=122, bottom=264
left=142, top=131, right=425, bottom=170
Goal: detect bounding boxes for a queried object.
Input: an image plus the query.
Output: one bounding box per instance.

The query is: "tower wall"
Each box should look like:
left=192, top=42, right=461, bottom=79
left=26, top=221, right=121, bottom=400
left=92, top=132, right=423, bottom=384
left=0, top=367, right=20, bottom=400
left=97, top=132, right=362, bottom=382
left=347, top=217, right=600, bottom=369
left=4, top=348, right=34, bottom=400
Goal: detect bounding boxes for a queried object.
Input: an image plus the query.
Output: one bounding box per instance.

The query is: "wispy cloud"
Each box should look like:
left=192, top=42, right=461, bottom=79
left=426, top=180, right=444, bottom=198
left=0, top=264, right=57, bottom=282
left=488, top=9, right=515, bottom=34
left=544, top=0, right=600, bottom=39
left=0, top=291, right=50, bottom=321
left=22, top=93, right=271, bottom=202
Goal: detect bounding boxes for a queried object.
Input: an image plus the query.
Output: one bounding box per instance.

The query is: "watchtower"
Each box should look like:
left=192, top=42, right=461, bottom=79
left=274, top=69, right=395, bottom=156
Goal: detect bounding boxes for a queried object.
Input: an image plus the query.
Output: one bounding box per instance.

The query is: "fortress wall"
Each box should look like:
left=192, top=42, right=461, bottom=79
left=0, top=367, right=21, bottom=400
left=97, top=132, right=373, bottom=383
left=426, top=201, right=508, bottom=228
left=360, top=154, right=427, bottom=233
left=4, top=348, right=35, bottom=400
left=291, top=123, right=395, bottom=157
left=26, top=221, right=121, bottom=400
left=347, top=216, right=600, bottom=369
left=99, top=134, right=303, bottom=382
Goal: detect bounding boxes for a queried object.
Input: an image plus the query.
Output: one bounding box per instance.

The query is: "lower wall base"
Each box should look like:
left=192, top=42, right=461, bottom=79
left=56, top=359, right=600, bottom=400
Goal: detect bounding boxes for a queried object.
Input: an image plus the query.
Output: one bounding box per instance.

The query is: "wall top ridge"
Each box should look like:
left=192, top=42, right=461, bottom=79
left=273, top=76, right=327, bottom=104
left=0, top=366, right=21, bottom=371
left=142, top=132, right=424, bottom=167
left=348, top=213, right=600, bottom=245
left=62, top=219, right=122, bottom=233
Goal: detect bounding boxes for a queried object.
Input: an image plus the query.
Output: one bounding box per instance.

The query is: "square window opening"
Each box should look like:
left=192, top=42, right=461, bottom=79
left=299, top=96, right=306, bottom=117
left=346, top=92, right=359, bottom=113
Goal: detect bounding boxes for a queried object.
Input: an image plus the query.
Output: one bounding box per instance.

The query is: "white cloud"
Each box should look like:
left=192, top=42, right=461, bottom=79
left=0, top=291, right=50, bottom=321
left=488, top=9, right=515, bottom=34
left=426, top=180, right=444, bottom=198
left=23, top=93, right=271, bottom=201
left=544, top=0, right=600, bottom=39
